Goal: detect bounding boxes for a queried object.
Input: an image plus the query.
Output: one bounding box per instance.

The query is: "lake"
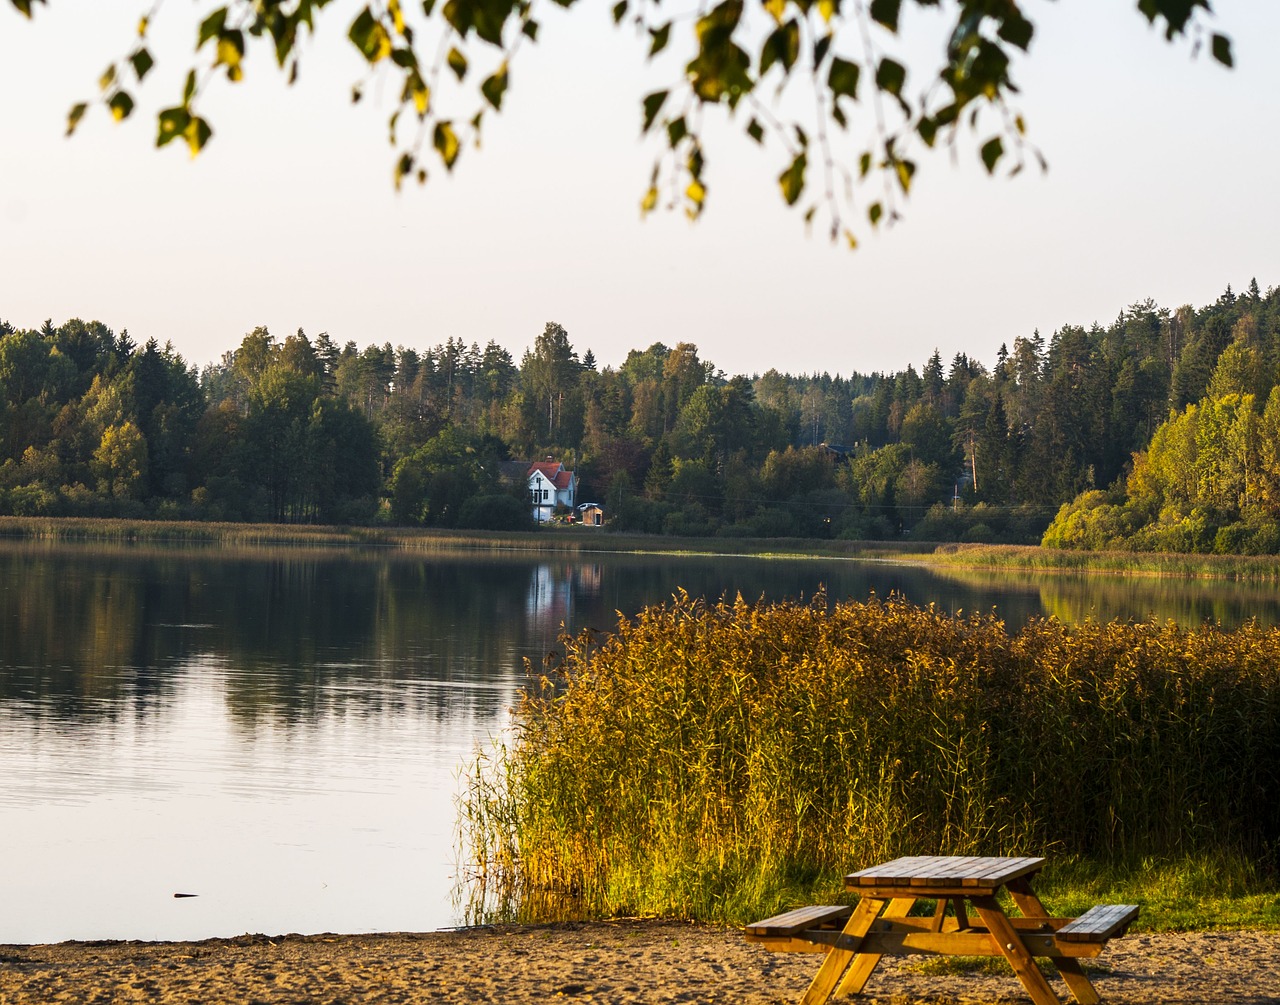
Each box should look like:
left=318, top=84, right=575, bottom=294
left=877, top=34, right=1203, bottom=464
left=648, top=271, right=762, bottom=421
left=3, top=539, right=1279, bottom=943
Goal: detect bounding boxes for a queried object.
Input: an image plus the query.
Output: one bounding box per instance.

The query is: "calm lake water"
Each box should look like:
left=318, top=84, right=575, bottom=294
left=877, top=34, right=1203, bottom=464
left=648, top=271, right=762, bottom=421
left=3, top=539, right=1280, bottom=943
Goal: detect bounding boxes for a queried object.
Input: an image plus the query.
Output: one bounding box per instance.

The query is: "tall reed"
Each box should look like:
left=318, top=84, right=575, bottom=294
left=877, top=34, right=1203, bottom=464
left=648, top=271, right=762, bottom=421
left=460, top=593, right=1280, bottom=923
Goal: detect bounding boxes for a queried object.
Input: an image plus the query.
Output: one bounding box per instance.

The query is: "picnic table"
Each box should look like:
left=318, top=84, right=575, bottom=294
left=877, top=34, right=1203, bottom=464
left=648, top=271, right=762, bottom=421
left=745, top=855, right=1138, bottom=1005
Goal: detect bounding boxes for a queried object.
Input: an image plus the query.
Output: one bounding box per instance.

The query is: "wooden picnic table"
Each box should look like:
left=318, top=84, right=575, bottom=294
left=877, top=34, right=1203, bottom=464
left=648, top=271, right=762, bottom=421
left=745, top=855, right=1138, bottom=1005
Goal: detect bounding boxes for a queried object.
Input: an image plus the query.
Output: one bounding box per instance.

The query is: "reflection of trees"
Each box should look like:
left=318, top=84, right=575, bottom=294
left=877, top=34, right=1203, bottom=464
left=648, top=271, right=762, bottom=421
left=13, top=542, right=1244, bottom=728
left=928, top=561, right=1280, bottom=630
left=1036, top=575, right=1280, bottom=630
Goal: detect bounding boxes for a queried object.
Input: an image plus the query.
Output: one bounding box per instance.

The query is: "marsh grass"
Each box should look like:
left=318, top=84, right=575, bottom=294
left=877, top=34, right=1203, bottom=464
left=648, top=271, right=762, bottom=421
left=460, top=594, right=1280, bottom=927
left=926, top=543, right=1280, bottom=582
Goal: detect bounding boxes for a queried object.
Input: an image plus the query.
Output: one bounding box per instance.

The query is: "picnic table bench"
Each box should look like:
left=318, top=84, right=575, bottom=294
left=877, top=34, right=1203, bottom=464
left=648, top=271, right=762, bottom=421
left=745, top=855, right=1138, bottom=1005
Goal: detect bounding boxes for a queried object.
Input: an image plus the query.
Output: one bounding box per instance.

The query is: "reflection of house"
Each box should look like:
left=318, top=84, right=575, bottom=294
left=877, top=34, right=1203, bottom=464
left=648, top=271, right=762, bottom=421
left=527, top=458, right=577, bottom=523
left=577, top=503, right=604, bottom=527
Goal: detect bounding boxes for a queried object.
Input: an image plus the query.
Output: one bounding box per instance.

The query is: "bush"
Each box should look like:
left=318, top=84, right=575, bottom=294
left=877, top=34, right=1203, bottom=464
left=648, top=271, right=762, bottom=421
left=457, top=493, right=534, bottom=531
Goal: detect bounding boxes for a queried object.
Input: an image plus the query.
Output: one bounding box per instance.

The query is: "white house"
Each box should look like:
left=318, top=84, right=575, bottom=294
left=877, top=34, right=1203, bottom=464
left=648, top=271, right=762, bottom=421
left=527, top=459, right=576, bottom=523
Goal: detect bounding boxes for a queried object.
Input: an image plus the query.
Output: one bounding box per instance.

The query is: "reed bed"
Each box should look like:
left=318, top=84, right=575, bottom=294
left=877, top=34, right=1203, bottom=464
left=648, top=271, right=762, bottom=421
left=927, top=543, right=1280, bottom=582
left=460, top=594, right=1280, bottom=925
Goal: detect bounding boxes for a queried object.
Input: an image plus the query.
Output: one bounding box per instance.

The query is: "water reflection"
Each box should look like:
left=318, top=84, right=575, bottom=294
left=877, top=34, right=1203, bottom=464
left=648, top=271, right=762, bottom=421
left=4, top=540, right=1280, bottom=943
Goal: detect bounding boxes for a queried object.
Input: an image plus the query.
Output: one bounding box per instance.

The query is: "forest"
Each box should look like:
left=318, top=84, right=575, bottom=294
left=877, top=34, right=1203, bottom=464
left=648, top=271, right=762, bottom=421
left=2, top=278, right=1278, bottom=550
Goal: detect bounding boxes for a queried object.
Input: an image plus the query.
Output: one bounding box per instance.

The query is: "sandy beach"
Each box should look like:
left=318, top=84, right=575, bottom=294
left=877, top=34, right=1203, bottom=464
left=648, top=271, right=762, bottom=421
left=2, top=921, right=1279, bottom=1004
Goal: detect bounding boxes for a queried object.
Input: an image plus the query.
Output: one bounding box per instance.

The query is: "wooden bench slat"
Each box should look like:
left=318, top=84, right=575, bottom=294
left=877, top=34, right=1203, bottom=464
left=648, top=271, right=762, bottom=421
left=1057, top=904, right=1140, bottom=942
left=745, top=905, right=852, bottom=938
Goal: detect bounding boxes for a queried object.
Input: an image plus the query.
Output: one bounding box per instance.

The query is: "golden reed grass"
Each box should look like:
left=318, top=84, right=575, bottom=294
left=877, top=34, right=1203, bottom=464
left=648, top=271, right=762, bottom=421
left=460, top=593, right=1280, bottom=923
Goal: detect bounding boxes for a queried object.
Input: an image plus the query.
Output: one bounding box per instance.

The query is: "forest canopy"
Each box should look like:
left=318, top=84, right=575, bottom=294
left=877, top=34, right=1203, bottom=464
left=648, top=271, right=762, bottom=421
left=4, top=277, right=1279, bottom=553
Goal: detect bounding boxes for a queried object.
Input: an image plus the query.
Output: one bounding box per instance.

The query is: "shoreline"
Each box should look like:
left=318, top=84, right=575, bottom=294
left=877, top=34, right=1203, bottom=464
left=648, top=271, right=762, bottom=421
left=2, top=921, right=1279, bottom=1004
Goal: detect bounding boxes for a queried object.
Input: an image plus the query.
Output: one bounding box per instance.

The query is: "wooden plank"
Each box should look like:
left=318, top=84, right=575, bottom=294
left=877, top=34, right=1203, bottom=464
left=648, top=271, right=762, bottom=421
left=745, top=905, right=852, bottom=938
left=832, top=897, right=914, bottom=998
left=855, top=930, right=1104, bottom=960
left=799, top=896, right=885, bottom=1005
left=1006, top=875, right=1101, bottom=1005
left=845, top=856, right=1045, bottom=892
left=970, top=895, right=1063, bottom=1005
left=1058, top=904, right=1140, bottom=942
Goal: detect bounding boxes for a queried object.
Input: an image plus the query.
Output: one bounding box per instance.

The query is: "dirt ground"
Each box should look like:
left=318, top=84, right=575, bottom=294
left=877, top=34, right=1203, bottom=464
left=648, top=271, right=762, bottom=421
left=2, top=921, right=1278, bottom=1004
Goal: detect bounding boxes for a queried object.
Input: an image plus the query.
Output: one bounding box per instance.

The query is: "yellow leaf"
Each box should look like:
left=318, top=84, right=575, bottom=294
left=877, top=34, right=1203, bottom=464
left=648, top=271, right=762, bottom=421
left=641, top=186, right=658, bottom=214
left=685, top=179, right=705, bottom=205
left=137, top=15, right=149, bottom=36
left=818, top=0, right=836, bottom=22
left=389, top=0, right=406, bottom=34
left=763, top=0, right=786, bottom=23
left=217, top=38, right=242, bottom=68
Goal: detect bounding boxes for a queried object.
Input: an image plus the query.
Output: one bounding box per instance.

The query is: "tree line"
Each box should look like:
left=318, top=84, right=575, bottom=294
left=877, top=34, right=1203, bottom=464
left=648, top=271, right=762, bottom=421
left=2, top=279, right=1277, bottom=546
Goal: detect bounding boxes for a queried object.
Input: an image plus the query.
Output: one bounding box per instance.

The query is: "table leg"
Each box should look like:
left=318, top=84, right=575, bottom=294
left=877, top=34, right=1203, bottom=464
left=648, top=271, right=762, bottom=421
left=1006, top=878, right=1101, bottom=1005
left=970, top=895, right=1062, bottom=1005
left=799, top=896, right=885, bottom=1005
left=832, top=897, right=915, bottom=998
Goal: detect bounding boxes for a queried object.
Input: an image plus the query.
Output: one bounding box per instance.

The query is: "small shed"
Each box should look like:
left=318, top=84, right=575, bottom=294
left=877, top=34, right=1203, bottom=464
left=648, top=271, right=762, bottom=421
left=577, top=503, right=604, bottom=527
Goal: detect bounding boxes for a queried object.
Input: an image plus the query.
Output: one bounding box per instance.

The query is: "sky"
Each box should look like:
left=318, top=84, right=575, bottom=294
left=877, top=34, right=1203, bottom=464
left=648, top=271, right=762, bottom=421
left=1, top=0, right=1277, bottom=378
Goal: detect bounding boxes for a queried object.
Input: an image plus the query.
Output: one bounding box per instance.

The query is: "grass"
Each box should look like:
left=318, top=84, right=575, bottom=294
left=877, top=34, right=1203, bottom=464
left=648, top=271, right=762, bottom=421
left=10, top=516, right=1280, bottom=583
left=921, top=543, right=1280, bottom=583
left=459, top=593, right=1280, bottom=929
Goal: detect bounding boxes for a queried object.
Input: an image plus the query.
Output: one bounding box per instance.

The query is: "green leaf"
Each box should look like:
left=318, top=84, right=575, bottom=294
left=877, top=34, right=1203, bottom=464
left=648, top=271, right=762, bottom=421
left=182, top=69, right=197, bottom=103
left=858, top=151, right=872, bottom=178
left=611, top=0, right=628, bottom=23
left=760, top=20, right=800, bottom=76
left=874, top=57, right=905, bottom=96
left=980, top=136, right=1003, bottom=173
left=66, top=102, right=88, bottom=137
left=778, top=151, right=806, bottom=206
left=395, top=152, right=415, bottom=191
left=666, top=116, right=687, bottom=147
left=481, top=65, right=508, bottom=110
left=129, top=48, right=155, bottom=82
left=745, top=118, right=764, bottom=144
left=447, top=47, right=468, bottom=80
left=813, top=32, right=832, bottom=68
left=434, top=120, right=460, bottom=169
left=349, top=7, right=392, bottom=62
left=184, top=115, right=212, bottom=157
left=1211, top=33, right=1233, bottom=68
left=522, top=18, right=539, bottom=40
left=894, top=157, right=914, bottom=192
left=827, top=56, right=859, bottom=100
left=99, top=64, right=116, bottom=92
left=642, top=90, right=668, bottom=133
left=868, top=0, right=900, bottom=32
left=868, top=201, right=882, bottom=226
left=156, top=106, right=192, bottom=148
left=422, top=0, right=437, bottom=16
left=996, top=11, right=1034, bottom=51
left=649, top=22, right=671, bottom=57
left=108, top=91, right=134, bottom=122
left=198, top=8, right=228, bottom=48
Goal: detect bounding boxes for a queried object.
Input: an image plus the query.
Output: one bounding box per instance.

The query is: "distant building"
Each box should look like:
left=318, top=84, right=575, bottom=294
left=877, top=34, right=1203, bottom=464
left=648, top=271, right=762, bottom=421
left=527, top=458, right=576, bottom=523
left=577, top=503, right=604, bottom=527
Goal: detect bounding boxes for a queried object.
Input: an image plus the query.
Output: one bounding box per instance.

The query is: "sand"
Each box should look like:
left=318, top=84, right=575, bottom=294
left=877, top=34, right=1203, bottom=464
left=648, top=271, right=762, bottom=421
left=2, top=921, right=1278, bottom=1004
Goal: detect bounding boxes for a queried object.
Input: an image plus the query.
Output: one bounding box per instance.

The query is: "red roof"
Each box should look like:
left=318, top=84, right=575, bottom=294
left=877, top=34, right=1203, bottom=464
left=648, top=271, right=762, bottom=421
left=528, top=462, right=574, bottom=491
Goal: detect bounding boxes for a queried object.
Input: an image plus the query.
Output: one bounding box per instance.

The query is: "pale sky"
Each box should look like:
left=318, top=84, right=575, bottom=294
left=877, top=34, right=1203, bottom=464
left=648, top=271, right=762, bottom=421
left=1, top=0, right=1276, bottom=378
